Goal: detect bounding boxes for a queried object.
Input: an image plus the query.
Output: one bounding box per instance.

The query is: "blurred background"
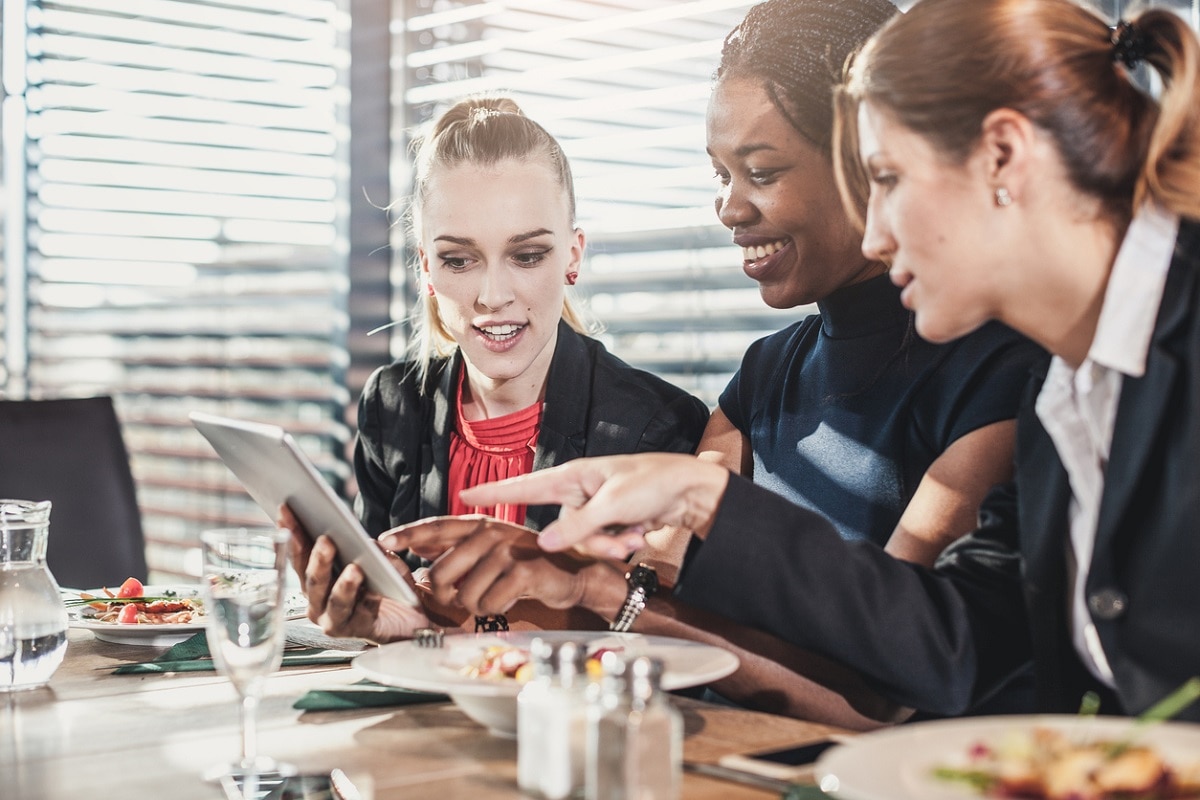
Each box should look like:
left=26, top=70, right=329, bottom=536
left=1, top=0, right=1195, bottom=580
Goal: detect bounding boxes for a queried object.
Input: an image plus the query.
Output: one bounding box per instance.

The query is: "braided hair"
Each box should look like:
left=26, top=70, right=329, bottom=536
left=717, top=0, right=898, bottom=152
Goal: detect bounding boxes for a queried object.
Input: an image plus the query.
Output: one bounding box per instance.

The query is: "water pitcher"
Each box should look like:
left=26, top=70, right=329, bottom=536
left=0, top=499, right=68, bottom=691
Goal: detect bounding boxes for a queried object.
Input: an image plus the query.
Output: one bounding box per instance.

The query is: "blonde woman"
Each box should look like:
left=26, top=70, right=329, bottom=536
left=289, top=95, right=708, bottom=641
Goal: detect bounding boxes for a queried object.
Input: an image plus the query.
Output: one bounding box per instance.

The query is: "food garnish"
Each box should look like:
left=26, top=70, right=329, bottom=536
left=933, top=679, right=1200, bottom=800
left=458, top=644, right=617, bottom=683
left=65, top=579, right=204, bottom=625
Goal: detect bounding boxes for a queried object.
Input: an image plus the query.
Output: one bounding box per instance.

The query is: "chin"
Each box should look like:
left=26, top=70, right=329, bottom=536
left=914, top=312, right=985, bottom=345
left=759, top=284, right=815, bottom=311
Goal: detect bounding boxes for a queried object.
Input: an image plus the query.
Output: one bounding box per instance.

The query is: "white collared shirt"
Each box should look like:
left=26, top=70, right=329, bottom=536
left=1034, top=203, right=1178, bottom=688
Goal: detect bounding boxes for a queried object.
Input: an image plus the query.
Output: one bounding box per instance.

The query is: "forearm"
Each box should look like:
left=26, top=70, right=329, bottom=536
left=574, top=557, right=907, bottom=729
left=676, top=475, right=1026, bottom=715
left=635, top=597, right=909, bottom=729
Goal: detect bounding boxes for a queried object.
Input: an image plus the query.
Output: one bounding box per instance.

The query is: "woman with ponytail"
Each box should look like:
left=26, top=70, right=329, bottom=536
left=286, top=95, right=708, bottom=642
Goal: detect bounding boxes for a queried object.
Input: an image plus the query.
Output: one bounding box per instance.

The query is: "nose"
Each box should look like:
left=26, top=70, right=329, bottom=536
left=714, top=179, right=757, bottom=230
left=476, top=263, right=516, bottom=312
left=860, top=195, right=895, bottom=265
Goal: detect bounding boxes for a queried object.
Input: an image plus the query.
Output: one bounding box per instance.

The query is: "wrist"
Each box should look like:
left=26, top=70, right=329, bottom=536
left=681, top=462, right=730, bottom=540
left=578, top=559, right=628, bottom=621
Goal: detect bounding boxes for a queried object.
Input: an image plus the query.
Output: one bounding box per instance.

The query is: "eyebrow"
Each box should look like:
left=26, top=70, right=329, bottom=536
left=706, top=142, right=779, bottom=159
left=434, top=228, right=555, bottom=247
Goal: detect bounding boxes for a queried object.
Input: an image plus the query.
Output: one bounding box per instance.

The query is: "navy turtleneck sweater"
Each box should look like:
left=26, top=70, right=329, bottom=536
left=719, top=273, right=1045, bottom=546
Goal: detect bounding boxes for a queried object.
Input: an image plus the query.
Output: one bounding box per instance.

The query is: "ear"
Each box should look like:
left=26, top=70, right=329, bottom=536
left=566, top=227, right=586, bottom=279
left=978, top=108, right=1037, bottom=200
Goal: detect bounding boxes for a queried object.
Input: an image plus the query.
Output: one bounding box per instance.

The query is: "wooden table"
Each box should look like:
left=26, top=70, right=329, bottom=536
left=2, top=629, right=846, bottom=799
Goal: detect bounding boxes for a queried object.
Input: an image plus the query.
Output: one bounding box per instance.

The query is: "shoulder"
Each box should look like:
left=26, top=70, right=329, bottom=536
left=360, top=357, right=450, bottom=411
left=558, top=329, right=708, bottom=449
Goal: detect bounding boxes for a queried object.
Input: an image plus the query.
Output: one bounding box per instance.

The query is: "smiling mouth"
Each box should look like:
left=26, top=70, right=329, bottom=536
left=476, top=323, right=525, bottom=341
left=742, top=239, right=788, bottom=263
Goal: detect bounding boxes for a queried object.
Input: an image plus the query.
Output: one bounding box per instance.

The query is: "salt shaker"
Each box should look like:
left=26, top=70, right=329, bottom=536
left=587, top=655, right=682, bottom=800
left=517, top=637, right=558, bottom=794
left=536, top=640, right=592, bottom=800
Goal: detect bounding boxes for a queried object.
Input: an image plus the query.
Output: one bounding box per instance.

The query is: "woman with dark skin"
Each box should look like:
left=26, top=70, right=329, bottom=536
left=644, top=0, right=1042, bottom=576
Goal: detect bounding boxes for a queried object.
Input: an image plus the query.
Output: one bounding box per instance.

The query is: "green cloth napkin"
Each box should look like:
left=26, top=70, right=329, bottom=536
left=112, top=631, right=360, bottom=674
left=293, top=678, right=447, bottom=711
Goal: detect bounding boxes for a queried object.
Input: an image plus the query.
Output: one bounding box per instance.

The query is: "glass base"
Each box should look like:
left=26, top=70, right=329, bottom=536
left=204, top=756, right=297, bottom=786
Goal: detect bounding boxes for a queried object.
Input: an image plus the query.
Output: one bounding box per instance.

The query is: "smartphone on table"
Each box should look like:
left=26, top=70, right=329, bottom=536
left=716, top=736, right=850, bottom=782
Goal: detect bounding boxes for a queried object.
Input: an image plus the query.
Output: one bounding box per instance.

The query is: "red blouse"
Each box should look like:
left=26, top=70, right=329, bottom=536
left=446, top=377, right=543, bottom=526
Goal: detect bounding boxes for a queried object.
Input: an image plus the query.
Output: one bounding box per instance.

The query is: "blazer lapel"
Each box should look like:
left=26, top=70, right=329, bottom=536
left=1017, top=413, right=1071, bottom=589
left=526, top=322, right=590, bottom=531
left=1094, top=254, right=1192, bottom=552
left=420, top=356, right=457, bottom=519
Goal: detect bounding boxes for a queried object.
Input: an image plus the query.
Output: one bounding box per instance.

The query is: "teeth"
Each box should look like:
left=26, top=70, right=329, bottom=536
left=742, top=239, right=787, bottom=262
left=479, top=324, right=521, bottom=338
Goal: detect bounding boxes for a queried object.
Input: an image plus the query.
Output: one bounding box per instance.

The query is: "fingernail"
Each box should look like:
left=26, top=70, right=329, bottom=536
left=539, top=530, right=562, bottom=550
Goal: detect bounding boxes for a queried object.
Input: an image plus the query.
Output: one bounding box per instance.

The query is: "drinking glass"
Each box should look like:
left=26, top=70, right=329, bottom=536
left=200, top=527, right=295, bottom=784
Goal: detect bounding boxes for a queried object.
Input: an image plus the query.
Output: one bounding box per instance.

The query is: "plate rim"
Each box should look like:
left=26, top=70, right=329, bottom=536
left=351, top=629, right=740, bottom=697
left=813, top=713, right=1200, bottom=800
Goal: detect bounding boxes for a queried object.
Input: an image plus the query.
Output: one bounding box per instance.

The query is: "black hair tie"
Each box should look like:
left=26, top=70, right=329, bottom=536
left=1111, top=20, right=1150, bottom=69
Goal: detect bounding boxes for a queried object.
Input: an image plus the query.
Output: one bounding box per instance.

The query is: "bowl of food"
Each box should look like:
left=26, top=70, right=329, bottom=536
left=351, top=630, right=740, bottom=737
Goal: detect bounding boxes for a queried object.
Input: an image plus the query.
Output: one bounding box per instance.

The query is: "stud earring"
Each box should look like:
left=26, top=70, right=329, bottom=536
left=566, top=271, right=578, bottom=286
left=994, top=186, right=1013, bottom=207
left=426, top=282, right=436, bottom=297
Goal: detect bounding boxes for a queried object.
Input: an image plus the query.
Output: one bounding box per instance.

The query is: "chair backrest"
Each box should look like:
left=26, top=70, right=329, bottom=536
left=0, top=396, right=148, bottom=588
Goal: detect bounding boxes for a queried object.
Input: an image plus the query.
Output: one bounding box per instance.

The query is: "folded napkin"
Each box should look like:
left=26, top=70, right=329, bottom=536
left=293, top=678, right=447, bottom=711
left=112, top=625, right=367, bottom=675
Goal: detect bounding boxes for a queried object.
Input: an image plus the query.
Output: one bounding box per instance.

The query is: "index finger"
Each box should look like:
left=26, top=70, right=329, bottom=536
left=380, top=515, right=535, bottom=560
left=457, top=464, right=591, bottom=508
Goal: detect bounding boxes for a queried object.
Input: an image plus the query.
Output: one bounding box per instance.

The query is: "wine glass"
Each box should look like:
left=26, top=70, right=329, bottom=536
left=199, top=527, right=295, bottom=785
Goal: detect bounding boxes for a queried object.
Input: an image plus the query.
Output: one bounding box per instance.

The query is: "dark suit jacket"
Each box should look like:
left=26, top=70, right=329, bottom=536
left=354, top=319, right=710, bottom=536
left=677, top=219, right=1200, bottom=720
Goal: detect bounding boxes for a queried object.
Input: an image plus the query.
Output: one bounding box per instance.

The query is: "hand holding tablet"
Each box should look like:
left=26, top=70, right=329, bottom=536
left=190, top=411, right=419, bottom=608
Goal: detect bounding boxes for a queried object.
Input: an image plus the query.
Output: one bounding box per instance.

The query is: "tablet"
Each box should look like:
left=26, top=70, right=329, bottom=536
left=189, top=411, right=418, bottom=607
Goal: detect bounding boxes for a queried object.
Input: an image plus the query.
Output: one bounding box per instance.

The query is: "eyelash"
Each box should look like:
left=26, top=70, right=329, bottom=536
left=514, top=249, right=550, bottom=266
left=712, top=167, right=782, bottom=187
left=870, top=173, right=898, bottom=189
left=437, top=249, right=551, bottom=271
left=748, top=169, right=781, bottom=185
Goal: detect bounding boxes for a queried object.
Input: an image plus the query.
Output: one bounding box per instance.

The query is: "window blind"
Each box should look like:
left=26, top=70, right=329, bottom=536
left=2, top=0, right=351, bottom=579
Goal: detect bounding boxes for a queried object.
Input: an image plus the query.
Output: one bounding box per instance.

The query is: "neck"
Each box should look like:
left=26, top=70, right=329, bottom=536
left=460, top=330, right=557, bottom=420
left=999, top=209, right=1125, bottom=368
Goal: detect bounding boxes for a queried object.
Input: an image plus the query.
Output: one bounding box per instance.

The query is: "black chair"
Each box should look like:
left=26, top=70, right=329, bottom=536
left=0, top=396, right=148, bottom=588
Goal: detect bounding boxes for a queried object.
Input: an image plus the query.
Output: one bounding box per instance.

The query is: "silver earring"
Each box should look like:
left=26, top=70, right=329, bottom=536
left=994, top=187, right=1013, bottom=207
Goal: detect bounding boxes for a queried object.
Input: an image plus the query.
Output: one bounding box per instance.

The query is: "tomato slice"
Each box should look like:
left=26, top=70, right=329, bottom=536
left=116, top=603, right=140, bottom=624
left=116, top=577, right=145, bottom=598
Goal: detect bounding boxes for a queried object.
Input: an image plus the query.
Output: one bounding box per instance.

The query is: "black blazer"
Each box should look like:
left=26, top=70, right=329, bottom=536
left=677, top=219, right=1200, bottom=720
left=354, top=320, right=709, bottom=536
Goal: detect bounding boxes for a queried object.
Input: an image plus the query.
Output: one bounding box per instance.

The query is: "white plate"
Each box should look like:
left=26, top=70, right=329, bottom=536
left=65, top=585, right=309, bottom=647
left=65, top=584, right=207, bottom=646
left=352, top=630, right=740, bottom=736
left=814, top=714, right=1200, bottom=800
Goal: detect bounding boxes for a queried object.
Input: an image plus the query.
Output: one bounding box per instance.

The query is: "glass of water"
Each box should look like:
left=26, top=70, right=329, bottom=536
left=200, top=527, right=294, bottom=784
